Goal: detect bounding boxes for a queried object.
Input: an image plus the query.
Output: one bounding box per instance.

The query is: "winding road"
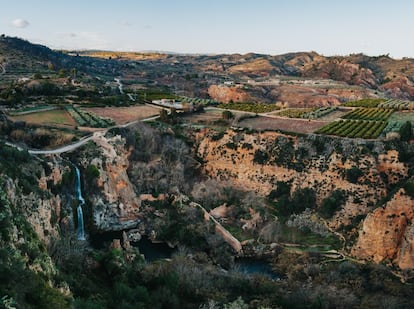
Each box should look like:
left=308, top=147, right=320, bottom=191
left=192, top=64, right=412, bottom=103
left=5, top=115, right=159, bottom=155
left=114, top=78, right=124, bottom=94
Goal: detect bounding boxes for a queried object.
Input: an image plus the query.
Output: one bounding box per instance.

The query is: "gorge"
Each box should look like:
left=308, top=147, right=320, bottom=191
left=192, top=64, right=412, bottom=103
left=0, top=35, right=414, bottom=308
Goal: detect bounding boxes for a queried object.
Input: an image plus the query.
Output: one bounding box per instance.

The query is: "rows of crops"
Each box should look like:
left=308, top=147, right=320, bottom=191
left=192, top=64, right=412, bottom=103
left=378, top=99, right=414, bottom=110
left=277, top=108, right=312, bottom=118
left=65, top=105, right=115, bottom=128
left=218, top=102, right=280, bottom=113
left=301, top=107, right=337, bottom=119
left=342, top=108, right=393, bottom=121
left=180, top=96, right=218, bottom=106
left=316, top=120, right=387, bottom=139
left=343, top=98, right=385, bottom=108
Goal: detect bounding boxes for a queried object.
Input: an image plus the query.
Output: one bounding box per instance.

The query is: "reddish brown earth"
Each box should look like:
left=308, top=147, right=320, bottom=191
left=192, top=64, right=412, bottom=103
left=208, top=85, right=251, bottom=103
left=352, top=188, right=414, bottom=269
left=238, top=116, right=327, bottom=133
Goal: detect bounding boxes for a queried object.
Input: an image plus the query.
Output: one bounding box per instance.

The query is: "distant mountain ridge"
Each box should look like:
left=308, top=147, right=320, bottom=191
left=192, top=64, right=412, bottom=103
left=2, top=35, right=414, bottom=99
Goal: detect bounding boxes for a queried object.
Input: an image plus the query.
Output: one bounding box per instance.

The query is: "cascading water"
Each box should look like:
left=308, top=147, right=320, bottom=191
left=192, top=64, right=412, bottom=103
left=74, top=166, right=86, bottom=240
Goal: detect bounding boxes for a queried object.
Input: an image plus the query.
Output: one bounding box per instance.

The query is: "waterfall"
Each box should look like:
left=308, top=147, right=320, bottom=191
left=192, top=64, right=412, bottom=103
left=74, top=166, right=86, bottom=240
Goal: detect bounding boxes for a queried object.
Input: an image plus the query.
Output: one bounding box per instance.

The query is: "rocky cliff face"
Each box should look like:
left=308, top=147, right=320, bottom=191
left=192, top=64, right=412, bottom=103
left=193, top=129, right=409, bottom=230
left=352, top=188, right=414, bottom=269
left=84, top=133, right=141, bottom=231
left=3, top=157, right=66, bottom=244
left=5, top=176, right=62, bottom=243
left=192, top=128, right=414, bottom=272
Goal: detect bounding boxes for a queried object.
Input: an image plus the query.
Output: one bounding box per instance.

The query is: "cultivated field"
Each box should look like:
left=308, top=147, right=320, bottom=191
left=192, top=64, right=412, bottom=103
left=317, top=120, right=387, bottom=139
left=10, top=109, right=76, bottom=126
left=181, top=109, right=223, bottom=124
left=83, top=105, right=160, bottom=124
left=316, top=108, right=351, bottom=121
left=238, top=116, right=327, bottom=133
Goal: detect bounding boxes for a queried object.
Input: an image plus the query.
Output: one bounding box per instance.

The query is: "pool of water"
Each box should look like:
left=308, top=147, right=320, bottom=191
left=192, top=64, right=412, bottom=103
left=234, top=258, right=279, bottom=280
left=131, top=237, right=175, bottom=262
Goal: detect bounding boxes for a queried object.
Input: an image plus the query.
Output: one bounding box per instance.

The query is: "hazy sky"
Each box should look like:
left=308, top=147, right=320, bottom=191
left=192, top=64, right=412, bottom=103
left=1, top=0, right=414, bottom=58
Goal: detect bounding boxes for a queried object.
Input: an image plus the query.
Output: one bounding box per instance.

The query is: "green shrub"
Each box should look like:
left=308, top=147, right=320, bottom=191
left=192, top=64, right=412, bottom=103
left=211, top=132, right=224, bottom=141
left=86, top=164, right=100, bottom=180
left=222, top=110, right=234, bottom=120
left=346, top=166, right=363, bottom=183
left=399, top=121, right=412, bottom=141
left=404, top=179, right=414, bottom=197
left=319, top=190, right=346, bottom=218
left=268, top=181, right=291, bottom=200
left=253, top=150, right=268, bottom=164
left=291, top=187, right=316, bottom=213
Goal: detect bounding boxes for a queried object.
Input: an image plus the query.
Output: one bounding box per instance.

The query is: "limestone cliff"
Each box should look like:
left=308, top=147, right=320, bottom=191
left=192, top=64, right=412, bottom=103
left=2, top=156, right=66, bottom=244
left=193, top=129, right=408, bottom=230
left=352, top=189, right=414, bottom=269
left=84, top=133, right=141, bottom=231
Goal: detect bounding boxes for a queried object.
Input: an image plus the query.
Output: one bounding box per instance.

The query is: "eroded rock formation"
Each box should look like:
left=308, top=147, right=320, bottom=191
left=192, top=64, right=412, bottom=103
left=352, top=189, right=414, bottom=269
left=87, top=133, right=141, bottom=231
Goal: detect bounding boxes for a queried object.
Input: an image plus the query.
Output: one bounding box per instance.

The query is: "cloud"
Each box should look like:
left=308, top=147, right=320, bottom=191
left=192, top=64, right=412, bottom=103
left=12, top=18, right=30, bottom=28
left=121, top=21, right=132, bottom=27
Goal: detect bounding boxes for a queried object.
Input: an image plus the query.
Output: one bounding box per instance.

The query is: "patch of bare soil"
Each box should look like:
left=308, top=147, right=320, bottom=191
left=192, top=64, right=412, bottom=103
left=239, top=116, right=327, bottom=133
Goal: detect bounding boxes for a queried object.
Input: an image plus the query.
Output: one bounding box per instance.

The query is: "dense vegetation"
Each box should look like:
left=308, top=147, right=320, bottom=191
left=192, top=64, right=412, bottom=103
left=300, top=106, right=337, bottom=119
left=277, top=108, right=313, bottom=118
left=218, top=102, right=280, bottom=113
left=65, top=105, right=115, bottom=128
left=343, top=98, right=385, bottom=108
left=316, top=120, right=388, bottom=139
left=342, top=108, right=393, bottom=121
left=378, top=99, right=414, bottom=110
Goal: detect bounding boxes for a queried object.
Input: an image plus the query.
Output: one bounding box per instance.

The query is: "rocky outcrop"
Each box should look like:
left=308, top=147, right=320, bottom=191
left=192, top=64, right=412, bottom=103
left=380, top=76, right=414, bottom=100
left=352, top=189, right=414, bottom=269
left=4, top=160, right=63, bottom=244
left=228, top=58, right=278, bottom=75
left=208, top=85, right=251, bottom=103
left=302, top=59, right=378, bottom=88
left=87, top=133, right=141, bottom=231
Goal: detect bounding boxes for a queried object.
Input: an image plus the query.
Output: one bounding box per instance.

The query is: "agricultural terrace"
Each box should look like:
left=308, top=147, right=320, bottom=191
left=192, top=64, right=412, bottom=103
left=84, top=105, right=160, bottom=125
left=275, top=107, right=340, bottom=119
left=343, top=98, right=385, bottom=108
left=342, top=108, right=394, bottom=121
left=218, top=102, right=280, bottom=113
left=378, top=99, right=414, bottom=110
left=317, top=105, right=395, bottom=139
left=238, top=116, right=326, bottom=134
left=276, top=108, right=313, bottom=118
left=180, top=96, right=218, bottom=106
left=344, top=98, right=414, bottom=110
left=316, top=120, right=387, bottom=139
left=65, top=105, right=115, bottom=128
left=9, top=109, right=76, bottom=127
